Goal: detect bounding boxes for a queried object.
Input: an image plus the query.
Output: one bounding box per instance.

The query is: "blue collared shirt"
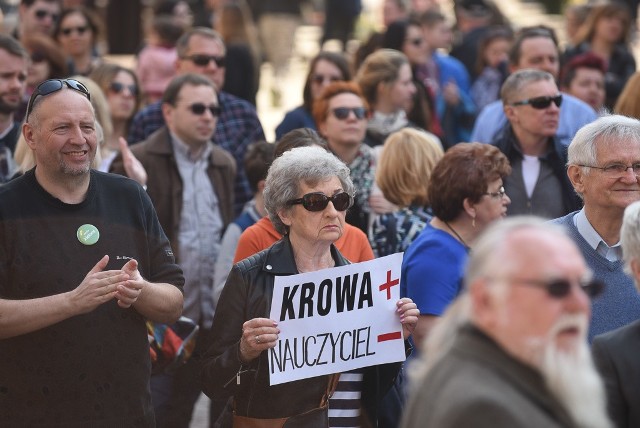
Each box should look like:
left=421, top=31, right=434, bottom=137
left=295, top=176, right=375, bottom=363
left=574, top=208, right=622, bottom=262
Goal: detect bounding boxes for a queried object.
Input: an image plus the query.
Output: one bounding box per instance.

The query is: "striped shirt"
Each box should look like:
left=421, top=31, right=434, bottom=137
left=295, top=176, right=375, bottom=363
left=329, top=371, right=363, bottom=428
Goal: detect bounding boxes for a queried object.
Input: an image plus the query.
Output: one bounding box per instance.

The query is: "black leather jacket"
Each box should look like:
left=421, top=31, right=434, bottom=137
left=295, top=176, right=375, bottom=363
left=201, top=236, right=404, bottom=426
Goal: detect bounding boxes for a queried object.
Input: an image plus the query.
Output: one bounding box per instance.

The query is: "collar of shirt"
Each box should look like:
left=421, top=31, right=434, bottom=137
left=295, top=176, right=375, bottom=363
left=574, top=208, right=622, bottom=261
left=169, top=132, right=213, bottom=163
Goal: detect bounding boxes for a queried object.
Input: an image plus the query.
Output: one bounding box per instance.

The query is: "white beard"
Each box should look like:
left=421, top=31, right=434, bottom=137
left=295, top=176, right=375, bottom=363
left=534, top=315, right=612, bottom=428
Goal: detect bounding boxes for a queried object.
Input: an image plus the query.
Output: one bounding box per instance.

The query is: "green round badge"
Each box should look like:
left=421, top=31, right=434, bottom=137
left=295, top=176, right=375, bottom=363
left=77, top=224, right=100, bottom=246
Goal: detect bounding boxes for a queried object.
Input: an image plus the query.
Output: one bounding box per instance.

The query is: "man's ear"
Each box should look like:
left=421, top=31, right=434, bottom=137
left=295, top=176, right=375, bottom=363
left=567, top=165, right=585, bottom=195
left=23, top=122, right=37, bottom=150
left=161, top=102, right=173, bottom=125
left=504, top=104, right=517, bottom=122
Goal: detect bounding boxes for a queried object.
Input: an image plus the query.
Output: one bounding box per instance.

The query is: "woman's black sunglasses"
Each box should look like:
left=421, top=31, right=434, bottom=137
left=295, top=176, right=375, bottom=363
left=287, top=191, right=353, bottom=212
left=26, top=79, right=91, bottom=120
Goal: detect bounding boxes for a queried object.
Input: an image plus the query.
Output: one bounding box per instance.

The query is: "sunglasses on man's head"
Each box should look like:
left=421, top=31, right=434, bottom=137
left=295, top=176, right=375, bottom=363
left=187, top=103, right=221, bottom=117
left=511, top=94, right=563, bottom=109
left=26, top=79, right=91, bottom=120
left=183, top=54, right=225, bottom=68
left=287, top=191, right=353, bottom=212
left=60, top=25, right=88, bottom=36
left=109, top=82, right=138, bottom=96
left=513, top=277, right=604, bottom=299
left=35, top=9, right=59, bottom=21
left=331, top=107, right=367, bottom=120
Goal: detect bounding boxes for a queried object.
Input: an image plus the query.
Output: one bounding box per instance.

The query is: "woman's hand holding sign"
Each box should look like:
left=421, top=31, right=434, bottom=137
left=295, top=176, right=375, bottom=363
left=239, top=318, right=280, bottom=363
left=397, top=298, right=419, bottom=339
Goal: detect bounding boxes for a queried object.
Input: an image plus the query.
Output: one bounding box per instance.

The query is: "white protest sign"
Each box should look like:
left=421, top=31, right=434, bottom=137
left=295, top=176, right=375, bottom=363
left=268, top=253, right=406, bottom=385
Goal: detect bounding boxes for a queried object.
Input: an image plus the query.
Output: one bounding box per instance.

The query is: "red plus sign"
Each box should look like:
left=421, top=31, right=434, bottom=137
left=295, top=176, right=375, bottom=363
left=379, top=270, right=399, bottom=300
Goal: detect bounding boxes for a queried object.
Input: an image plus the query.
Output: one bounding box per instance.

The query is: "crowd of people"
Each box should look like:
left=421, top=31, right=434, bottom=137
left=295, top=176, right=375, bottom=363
left=3, top=0, right=640, bottom=427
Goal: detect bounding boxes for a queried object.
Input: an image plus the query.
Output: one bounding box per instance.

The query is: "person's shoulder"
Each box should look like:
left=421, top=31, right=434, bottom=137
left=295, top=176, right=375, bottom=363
left=219, top=91, right=258, bottom=113
left=560, top=93, right=597, bottom=115
left=137, top=100, right=163, bottom=117
left=210, top=143, right=237, bottom=167
left=593, top=319, right=640, bottom=349
left=92, top=169, right=141, bottom=190
left=548, top=211, right=578, bottom=226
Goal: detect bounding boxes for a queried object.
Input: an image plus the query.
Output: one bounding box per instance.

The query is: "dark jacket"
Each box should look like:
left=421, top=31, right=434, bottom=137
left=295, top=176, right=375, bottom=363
left=201, top=236, right=404, bottom=426
left=110, top=127, right=236, bottom=262
left=492, top=125, right=582, bottom=217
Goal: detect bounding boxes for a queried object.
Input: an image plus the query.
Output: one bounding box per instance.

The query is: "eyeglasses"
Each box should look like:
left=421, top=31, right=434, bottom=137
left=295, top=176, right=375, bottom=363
left=311, top=74, right=342, bottom=85
left=287, top=191, right=353, bottom=212
left=406, top=37, right=424, bottom=47
left=26, top=79, right=90, bottom=120
left=512, top=277, right=605, bottom=299
left=511, top=94, right=563, bottom=109
left=485, top=186, right=506, bottom=198
left=183, top=54, right=225, bottom=67
left=187, top=102, right=221, bottom=117
left=578, top=163, right=640, bottom=177
left=109, top=82, right=138, bottom=96
left=331, top=107, right=367, bottom=120
left=60, top=25, right=88, bottom=36
left=35, top=9, right=59, bottom=21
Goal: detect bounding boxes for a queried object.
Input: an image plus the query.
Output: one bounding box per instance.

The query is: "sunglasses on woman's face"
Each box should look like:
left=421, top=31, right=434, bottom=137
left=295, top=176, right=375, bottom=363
left=109, top=82, right=138, bottom=96
left=61, top=25, right=89, bottom=36
left=287, top=191, right=353, bottom=212
left=331, top=107, right=367, bottom=120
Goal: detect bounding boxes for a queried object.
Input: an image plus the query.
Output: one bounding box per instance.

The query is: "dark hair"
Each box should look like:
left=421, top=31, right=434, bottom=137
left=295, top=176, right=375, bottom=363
left=311, top=80, right=369, bottom=128
left=302, top=51, right=351, bottom=111
left=560, top=52, right=606, bottom=89
left=475, top=26, right=513, bottom=74
left=54, top=7, right=100, bottom=41
left=22, top=34, right=67, bottom=78
left=429, top=143, right=511, bottom=221
left=274, top=128, right=328, bottom=158
left=162, top=73, right=216, bottom=105
left=244, top=141, right=275, bottom=192
left=21, top=0, right=60, bottom=6
left=0, top=34, right=28, bottom=60
left=151, top=15, right=184, bottom=46
left=508, top=25, right=558, bottom=66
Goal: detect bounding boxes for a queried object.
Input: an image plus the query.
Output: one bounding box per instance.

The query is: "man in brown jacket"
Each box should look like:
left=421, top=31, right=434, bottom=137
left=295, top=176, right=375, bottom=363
left=111, top=73, right=236, bottom=427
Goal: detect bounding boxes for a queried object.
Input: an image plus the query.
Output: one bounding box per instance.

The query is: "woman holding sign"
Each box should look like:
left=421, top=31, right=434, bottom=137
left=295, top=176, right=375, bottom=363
left=202, top=146, right=419, bottom=427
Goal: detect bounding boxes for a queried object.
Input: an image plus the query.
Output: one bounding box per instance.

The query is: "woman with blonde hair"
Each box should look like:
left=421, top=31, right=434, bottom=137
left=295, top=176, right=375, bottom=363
left=357, top=49, right=417, bottom=147
left=614, top=71, right=640, bottom=119
left=371, top=128, right=443, bottom=257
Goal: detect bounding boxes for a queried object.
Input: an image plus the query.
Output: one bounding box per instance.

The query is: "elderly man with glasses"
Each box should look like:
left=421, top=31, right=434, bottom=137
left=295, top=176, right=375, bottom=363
left=491, top=69, right=581, bottom=218
left=0, top=78, right=184, bottom=426
left=552, top=114, right=640, bottom=341
left=402, top=217, right=612, bottom=428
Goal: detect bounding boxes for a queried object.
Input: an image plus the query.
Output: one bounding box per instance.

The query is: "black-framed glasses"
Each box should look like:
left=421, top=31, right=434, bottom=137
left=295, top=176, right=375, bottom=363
left=182, top=54, right=225, bottom=67
left=312, top=74, right=342, bottom=85
left=578, top=163, right=640, bottom=177
left=187, top=103, right=221, bottom=117
left=61, top=25, right=88, bottom=36
left=35, top=9, right=59, bottom=21
left=511, top=94, right=562, bottom=109
left=26, top=79, right=91, bottom=120
left=287, top=191, right=353, bottom=212
left=30, top=51, right=46, bottom=63
left=485, top=186, right=506, bottom=198
left=512, top=277, right=605, bottom=299
left=332, top=107, right=367, bottom=120
left=406, top=37, right=424, bottom=47
left=109, top=82, right=138, bottom=96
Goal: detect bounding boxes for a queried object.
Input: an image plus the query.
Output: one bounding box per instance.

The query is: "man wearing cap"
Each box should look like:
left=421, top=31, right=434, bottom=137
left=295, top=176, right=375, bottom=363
left=0, top=78, right=184, bottom=426
left=401, top=217, right=611, bottom=428
left=128, top=27, right=264, bottom=215
left=471, top=25, right=597, bottom=147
